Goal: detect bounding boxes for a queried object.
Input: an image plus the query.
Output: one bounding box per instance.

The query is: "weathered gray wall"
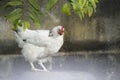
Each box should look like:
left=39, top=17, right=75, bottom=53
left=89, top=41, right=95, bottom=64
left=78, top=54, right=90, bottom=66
left=0, top=0, right=120, bottom=54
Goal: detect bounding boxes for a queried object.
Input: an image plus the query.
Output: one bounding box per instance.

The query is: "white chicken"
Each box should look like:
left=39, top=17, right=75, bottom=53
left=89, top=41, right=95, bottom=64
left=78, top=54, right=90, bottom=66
left=14, top=25, right=64, bottom=71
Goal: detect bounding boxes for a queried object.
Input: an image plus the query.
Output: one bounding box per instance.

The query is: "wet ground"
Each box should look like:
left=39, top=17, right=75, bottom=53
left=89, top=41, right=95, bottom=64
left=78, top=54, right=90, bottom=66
left=0, top=53, right=120, bottom=80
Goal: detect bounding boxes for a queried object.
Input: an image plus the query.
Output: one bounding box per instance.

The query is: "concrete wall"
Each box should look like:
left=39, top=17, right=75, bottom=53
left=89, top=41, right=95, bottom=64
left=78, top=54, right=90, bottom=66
left=0, top=0, right=120, bottom=54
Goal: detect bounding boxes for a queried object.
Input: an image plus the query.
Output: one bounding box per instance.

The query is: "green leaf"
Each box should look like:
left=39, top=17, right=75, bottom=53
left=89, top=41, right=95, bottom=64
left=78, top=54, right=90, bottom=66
left=9, top=13, right=21, bottom=23
left=62, top=2, right=71, bottom=15
left=89, top=0, right=96, bottom=9
left=28, top=11, right=41, bottom=26
left=94, top=0, right=99, bottom=3
left=78, top=12, right=83, bottom=20
left=13, top=19, right=22, bottom=29
left=4, top=1, right=22, bottom=8
left=28, top=12, right=35, bottom=21
left=28, top=0, right=39, bottom=10
left=71, top=0, right=79, bottom=11
left=78, top=0, right=82, bottom=6
left=6, top=8, right=22, bottom=22
left=28, top=4, right=43, bottom=17
left=88, top=6, right=93, bottom=17
left=81, top=0, right=87, bottom=9
left=23, top=21, right=30, bottom=31
left=47, top=0, right=58, bottom=11
left=28, top=9, right=41, bottom=23
left=28, top=1, right=42, bottom=26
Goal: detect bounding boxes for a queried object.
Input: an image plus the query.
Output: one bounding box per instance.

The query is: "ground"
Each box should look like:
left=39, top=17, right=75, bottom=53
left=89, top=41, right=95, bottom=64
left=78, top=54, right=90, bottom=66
left=0, top=52, right=120, bottom=80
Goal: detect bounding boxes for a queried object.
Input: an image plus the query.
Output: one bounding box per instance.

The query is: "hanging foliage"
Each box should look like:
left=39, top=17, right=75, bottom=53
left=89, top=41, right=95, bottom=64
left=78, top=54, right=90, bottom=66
left=62, top=0, right=99, bottom=20
left=4, top=0, right=99, bottom=30
left=4, top=0, right=58, bottom=30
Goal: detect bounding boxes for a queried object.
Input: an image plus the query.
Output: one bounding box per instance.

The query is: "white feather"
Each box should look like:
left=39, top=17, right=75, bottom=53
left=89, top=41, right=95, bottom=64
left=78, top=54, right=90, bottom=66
left=14, top=25, right=64, bottom=71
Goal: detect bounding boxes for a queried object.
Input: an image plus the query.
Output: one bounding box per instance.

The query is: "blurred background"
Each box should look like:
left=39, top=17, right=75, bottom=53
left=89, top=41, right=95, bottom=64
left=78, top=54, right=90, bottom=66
left=0, top=0, right=120, bottom=80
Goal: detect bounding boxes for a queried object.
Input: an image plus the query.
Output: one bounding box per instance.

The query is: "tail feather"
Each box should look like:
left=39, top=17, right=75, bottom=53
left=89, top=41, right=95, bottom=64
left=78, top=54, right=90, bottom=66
left=12, top=28, right=18, bottom=33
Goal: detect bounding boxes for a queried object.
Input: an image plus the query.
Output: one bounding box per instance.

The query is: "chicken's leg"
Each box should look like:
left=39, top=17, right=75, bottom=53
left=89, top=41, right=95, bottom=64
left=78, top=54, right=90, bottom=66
left=30, top=62, right=43, bottom=71
left=38, top=61, right=49, bottom=72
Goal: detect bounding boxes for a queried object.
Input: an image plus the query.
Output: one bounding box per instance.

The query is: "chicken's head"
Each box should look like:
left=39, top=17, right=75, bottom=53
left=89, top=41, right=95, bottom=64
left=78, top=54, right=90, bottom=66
left=49, top=26, right=64, bottom=37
